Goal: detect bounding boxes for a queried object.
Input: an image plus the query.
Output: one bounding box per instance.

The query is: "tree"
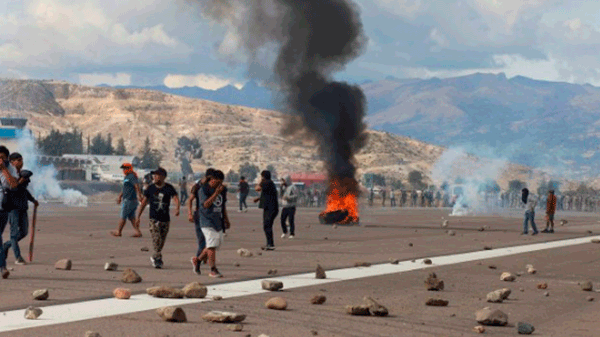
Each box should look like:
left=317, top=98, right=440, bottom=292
left=266, top=164, right=278, bottom=180
left=115, top=138, right=127, bottom=155
left=389, top=178, right=403, bottom=190
left=139, top=136, right=162, bottom=169
left=175, top=136, right=203, bottom=176
left=480, top=180, right=501, bottom=193
left=89, top=133, right=114, bottom=155
left=37, top=129, right=84, bottom=156
left=106, top=133, right=114, bottom=155
left=239, top=162, right=260, bottom=182
left=363, top=173, right=386, bottom=187
left=408, top=170, right=425, bottom=190
left=226, top=170, right=240, bottom=182
left=508, top=180, right=526, bottom=192
left=548, top=180, right=560, bottom=194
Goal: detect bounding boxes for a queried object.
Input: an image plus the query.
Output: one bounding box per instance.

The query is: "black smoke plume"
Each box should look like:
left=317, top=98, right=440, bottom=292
left=189, top=0, right=368, bottom=190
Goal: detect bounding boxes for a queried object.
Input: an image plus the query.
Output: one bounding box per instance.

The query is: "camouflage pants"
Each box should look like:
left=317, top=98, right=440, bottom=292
left=149, top=219, right=170, bottom=260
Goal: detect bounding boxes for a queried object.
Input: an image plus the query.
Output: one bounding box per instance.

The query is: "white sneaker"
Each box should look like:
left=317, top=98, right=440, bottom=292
left=289, top=235, right=295, bottom=239
left=281, top=233, right=286, bottom=238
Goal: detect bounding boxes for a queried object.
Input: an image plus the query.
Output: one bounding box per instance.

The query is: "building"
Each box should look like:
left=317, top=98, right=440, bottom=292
left=61, top=154, right=143, bottom=182
left=289, top=173, right=327, bottom=187
left=0, top=117, right=28, bottom=151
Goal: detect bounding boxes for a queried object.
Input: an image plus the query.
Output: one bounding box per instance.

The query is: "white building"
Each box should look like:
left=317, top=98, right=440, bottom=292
left=61, top=154, right=148, bottom=182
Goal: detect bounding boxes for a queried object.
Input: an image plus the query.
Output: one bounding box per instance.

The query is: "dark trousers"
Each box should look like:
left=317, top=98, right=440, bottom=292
left=180, top=191, right=188, bottom=205
left=194, top=214, right=206, bottom=257
left=239, top=193, right=248, bottom=210
left=263, top=208, right=279, bottom=247
left=3, top=210, right=28, bottom=260
left=0, top=211, right=10, bottom=269
left=281, top=207, right=296, bottom=235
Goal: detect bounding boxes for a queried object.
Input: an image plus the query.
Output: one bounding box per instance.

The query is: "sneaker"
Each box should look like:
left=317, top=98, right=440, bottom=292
left=209, top=270, right=223, bottom=278
left=541, top=229, right=549, bottom=233
left=191, top=257, right=200, bottom=275
left=532, top=232, right=539, bottom=236
left=1, top=268, right=9, bottom=279
left=261, top=245, right=275, bottom=251
left=521, top=232, right=528, bottom=235
left=151, top=257, right=160, bottom=268
left=244, top=209, right=248, bottom=213
left=15, top=257, right=26, bottom=265
left=549, top=229, right=554, bottom=233
left=281, top=233, right=287, bottom=238
left=289, top=235, right=295, bottom=239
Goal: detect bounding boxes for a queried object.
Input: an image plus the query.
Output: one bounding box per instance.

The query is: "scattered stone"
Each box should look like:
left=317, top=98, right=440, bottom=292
left=475, top=307, right=508, bottom=326
left=408, top=243, right=413, bottom=247
left=265, top=297, right=288, bottom=310
left=581, top=281, right=594, bottom=291
left=478, top=227, right=485, bottom=232
left=54, top=259, right=72, bottom=270
left=354, top=262, right=371, bottom=267
left=109, top=255, right=115, bottom=258
left=234, top=262, right=240, bottom=267
left=591, top=239, right=600, bottom=244
left=156, top=306, right=187, bottom=323
left=104, top=262, right=118, bottom=271
left=500, top=272, right=516, bottom=282
left=442, top=220, right=449, bottom=228
left=537, top=283, right=548, bottom=290
left=516, top=272, right=523, bottom=277
left=486, top=290, right=505, bottom=303
left=237, top=248, right=253, bottom=257
left=520, top=288, right=525, bottom=292
left=32, top=289, right=49, bottom=301
left=113, top=288, right=131, bottom=299
left=324, top=237, right=328, bottom=240
left=310, top=329, right=318, bottom=335
left=24, top=306, right=43, bottom=319
left=425, top=273, right=445, bottom=291
left=488, top=265, right=497, bottom=269
left=310, top=294, right=327, bottom=305
left=499, top=288, right=512, bottom=300
left=587, top=296, right=595, bottom=302
left=140, top=247, right=149, bottom=252
left=448, top=230, right=456, bottom=236
left=213, top=296, right=223, bottom=301
left=423, top=259, right=432, bottom=265
left=261, top=280, right=284, bottom=291
left=588, top=230, right=593, bottom=234
left=483, top=246, right=492, bottom=250
left=257, top=252, right=262, bottom=256
left=84, top=331, right=101, bottom=337
left=389, top=258, right=400, bottom=265
left=258, top=334, right=270, bottom=337
left=527, top=267, right=537, bottom=274
left=267, top=269, right=278, bottom=275
left=315, top=264, right=326, bottom=279
left=473, top=326, right=485, bottom=333
left=425, top=298, right=449, bottom=306
left=363, top=296, right=388, bottom=316
left=146, top=286, right=185, bottom=299
left=345, top=305, right=370, bottom=316
left=543, top=292, right=550, bottom=297
left=202, top=311, right=246, bottom=323
left=182, top=282, right=208, bottom=298
left=227, top=324, right=244, bottom=331
left=121, top=268, right=142, bottom=283
left=332, top=224, right=338, bottom=229
left=517, top=322, right=535, bottom=335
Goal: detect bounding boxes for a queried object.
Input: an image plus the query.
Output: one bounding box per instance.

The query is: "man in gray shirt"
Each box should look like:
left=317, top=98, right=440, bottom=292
left=0, top=146, right=19, bottom=279
left=280, top=177, right=298, bottom=239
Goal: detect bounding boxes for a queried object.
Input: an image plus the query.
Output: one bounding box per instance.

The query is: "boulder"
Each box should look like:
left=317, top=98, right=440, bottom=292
left=425, top=298, right=449, bottom=307
left=113, top=288, right=131, bottom=299
left=182, top=282, right=207, bottom=298
left=475, top=307, right=508, bottom=326
left=227, top=324, right=244, bottom=331
left=310, top=294, right=327, bottom=305
left=55, top=259, right=72, bottom=270
left=500, top=272, right=516, bottom=282
left=517, top=322, right=535, bottom=335
left=104, top=262, right=118, bottom=271
left=345, top=305, right=371, bottom=316
left=261, top=280, right=283, bottom=291
left=265, top=297, right=288, bottom=310
left=32, top=289, right=49, bottom=301
left=202, top=311, right=246, bottom=323
left=24, top=306, right=43, bottom=319
left=499, top=288, right=512, bottom=300
left=315, top=264, right=327, bottom=279
left=146, top=286, right=185, bottom=299
left=121, top=269, right=142, bottom=283
left=486, top=290, right=504, bottom=303
left=423, top=259, right=433, bottom=265
left=580, top=281, right=594, bottom=291
left=473, top=326, right=485, bottom=333
left=156, top=306, right=187, bottom=323
left=363, top=296, right=388, bottom=317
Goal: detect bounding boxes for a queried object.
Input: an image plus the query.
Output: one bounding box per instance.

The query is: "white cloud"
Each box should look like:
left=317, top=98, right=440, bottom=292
left=78, top=73, right=132, bottom=86
left=0, top=44, right=23, bottom=62
left=111, top=23, right=177, bottom=47
left=429, top=28, right=449, bottom=50
left=163, top=74, right=244, bottom=90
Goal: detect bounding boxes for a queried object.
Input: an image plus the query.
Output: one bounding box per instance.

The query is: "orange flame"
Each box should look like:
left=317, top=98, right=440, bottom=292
left=320, top=177, right=359, bottom=224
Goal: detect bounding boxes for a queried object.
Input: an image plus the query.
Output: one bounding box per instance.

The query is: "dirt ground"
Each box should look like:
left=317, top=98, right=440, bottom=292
left=1, top=202, right=600, bottom=336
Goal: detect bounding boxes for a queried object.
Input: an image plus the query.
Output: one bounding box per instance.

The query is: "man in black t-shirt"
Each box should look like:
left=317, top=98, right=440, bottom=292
left=135, top=167, right=179, bottom=269
left=254, top=170, right=278, bottom=250
left=238, top=176, right=249, bottom=212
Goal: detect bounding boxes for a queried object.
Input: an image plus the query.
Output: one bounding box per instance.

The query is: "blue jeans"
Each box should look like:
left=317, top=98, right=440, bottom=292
left=239, top=193, right=248, bottom=211
left=194, top=212, right=206, bottom=257
left=2, top=210, right=28, bottom=260
left=0, top=211, right=10, bottom=269
left=523, top=210, right=538, bottom=234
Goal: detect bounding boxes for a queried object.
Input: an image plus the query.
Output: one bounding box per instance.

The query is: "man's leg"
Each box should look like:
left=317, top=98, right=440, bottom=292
left=242, top=194, right=248, bottom=210
left=6, top=210, right=19, bottom=259
left=289, top=207, right=296, bottom=236
left=0, top=211, right=9, bottom=278
left=530, top=212, right=538, bottom=234
left=523, top=212, right=529, bottom=234
left=280, top=208, right=289, bottom=234
left=148, top=220, right=163, bottom=265
left=263, top=210, right=274, bottom=247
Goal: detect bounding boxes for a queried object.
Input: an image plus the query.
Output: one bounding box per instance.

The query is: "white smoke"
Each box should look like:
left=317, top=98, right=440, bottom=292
left=14, top=131, right=88, bottom=207
left=431, top=147, right=507, bottom=216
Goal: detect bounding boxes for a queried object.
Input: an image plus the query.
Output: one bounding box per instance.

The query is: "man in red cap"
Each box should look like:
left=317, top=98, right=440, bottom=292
left=110, top=163, right=143, bottom=237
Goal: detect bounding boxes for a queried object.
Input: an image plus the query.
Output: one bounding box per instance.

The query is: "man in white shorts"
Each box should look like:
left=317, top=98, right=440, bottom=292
left=195, top=170, right=229, bottom=278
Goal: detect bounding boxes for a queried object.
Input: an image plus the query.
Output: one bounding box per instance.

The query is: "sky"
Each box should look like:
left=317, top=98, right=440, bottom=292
left=1, top=0, right=600, bottom=89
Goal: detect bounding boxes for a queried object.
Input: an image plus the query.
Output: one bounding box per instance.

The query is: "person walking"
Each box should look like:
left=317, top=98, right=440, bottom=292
left=111, top=163, right=143, bottom=238
left=255, top=170, right=278, bottom=250
left=542, top=190, right=557, bottom=233
left=2, top=153, right=38, bottom=265
left=238, top=176, right=249, bottom=212
left=280, top=177, right=298, bottom=239
left=179, top=176, right=188, bottom=205
left=0, top=146, right=18, bottom=279
left=390, top=189, right=396, bottom=207
left=381, top=189, right=387, bottom=207
left=521, top=188, right=539, bottom=235
left=135, top=167, right=179, bottom=268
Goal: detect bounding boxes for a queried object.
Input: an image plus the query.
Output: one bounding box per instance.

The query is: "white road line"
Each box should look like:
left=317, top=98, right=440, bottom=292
left=1, top=235, right=598, bottom=333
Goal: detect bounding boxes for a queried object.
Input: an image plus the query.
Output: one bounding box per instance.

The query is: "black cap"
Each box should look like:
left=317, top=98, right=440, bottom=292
left=20, top=170, right=33, bottom=179
left=151, top=167, right=167, bottom=177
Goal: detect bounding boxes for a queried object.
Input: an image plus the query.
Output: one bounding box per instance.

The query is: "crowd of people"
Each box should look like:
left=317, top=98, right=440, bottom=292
left=0, top=146, right=39, bottom=279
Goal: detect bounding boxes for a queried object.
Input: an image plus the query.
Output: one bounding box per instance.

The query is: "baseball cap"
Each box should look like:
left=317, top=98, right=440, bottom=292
left=151, top=167, right=167, bottom=177
left=120, top=163, right=133, bottom=169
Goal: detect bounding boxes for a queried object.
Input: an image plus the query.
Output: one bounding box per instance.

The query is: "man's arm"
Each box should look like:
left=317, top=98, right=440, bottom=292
left=188, top=184, right=198, bottom=222
left=135, top=197, right=149, bottom=221
left=203, top=185, right=224, bottom=209
left=223, top=203, right=230, bottom=229
left=25, top=189, right=39, bottom=207
left=0, top=163, right=17, bottom=189
left=172, top=192, right=180, bottom=217
left=117, top=192, right=123, bottom=205
left=134, top=183, right=142, bottom=201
